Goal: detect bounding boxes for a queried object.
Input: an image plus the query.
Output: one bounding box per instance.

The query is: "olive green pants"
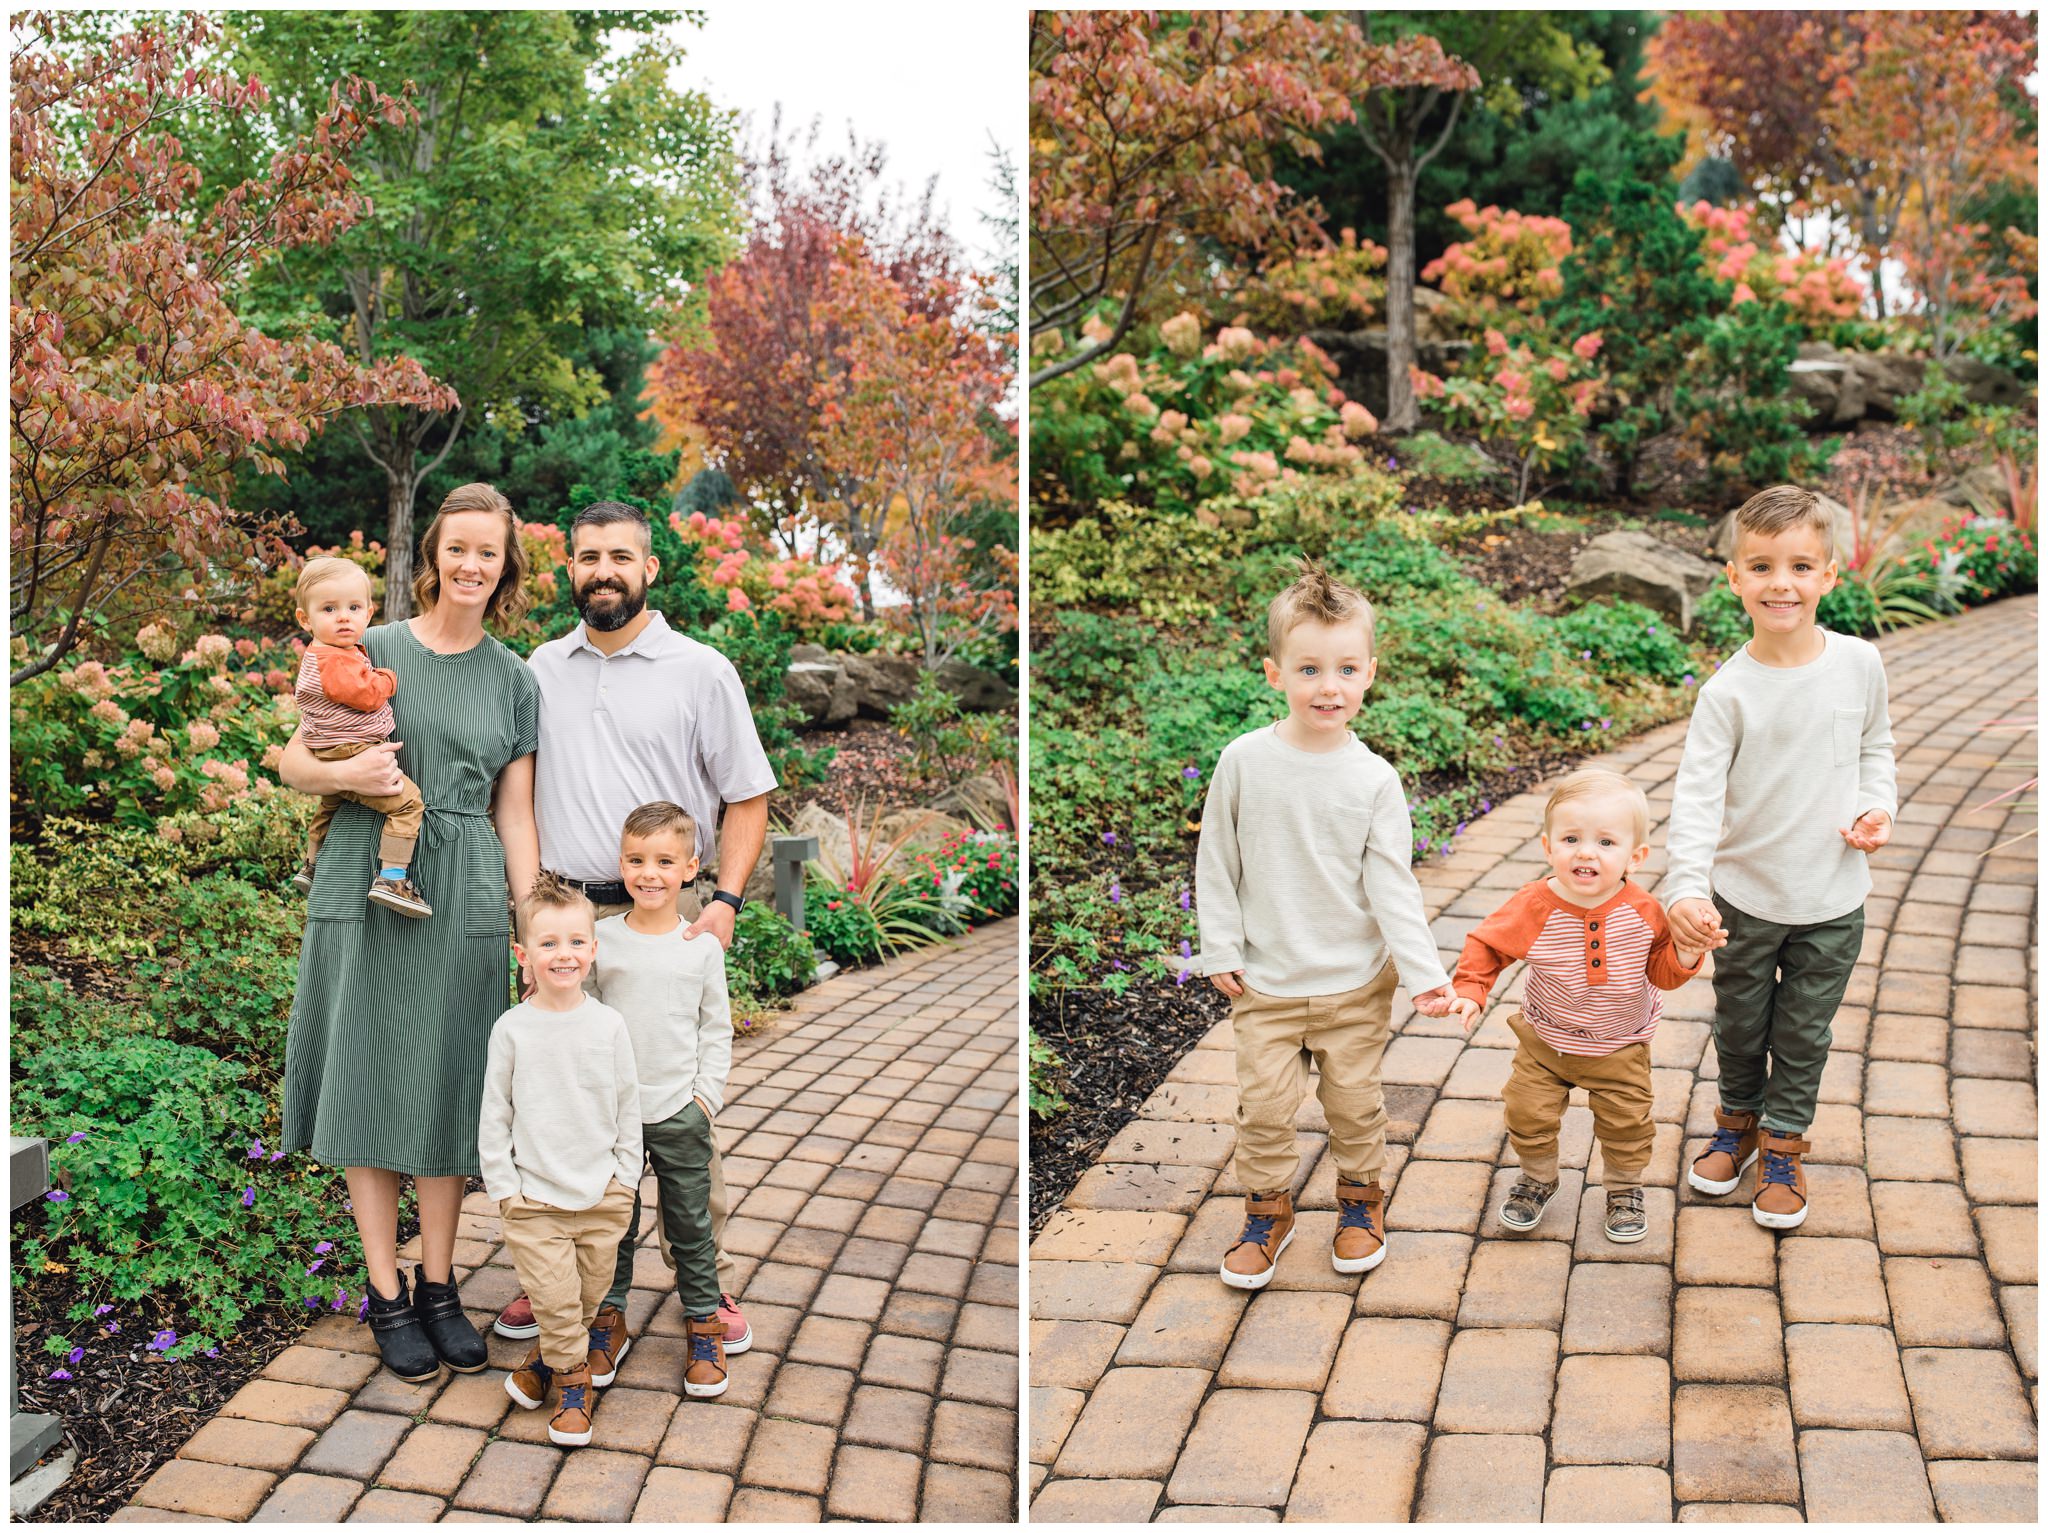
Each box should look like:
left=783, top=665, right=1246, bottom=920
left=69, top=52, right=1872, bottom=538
left=602, top=1103, right=721, bottom=1320
left=1709, top=894, right=1864, bottom=1136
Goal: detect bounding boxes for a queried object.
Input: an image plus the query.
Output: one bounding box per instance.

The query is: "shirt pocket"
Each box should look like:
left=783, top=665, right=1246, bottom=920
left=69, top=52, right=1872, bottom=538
left=575, top=1045, right=618, bottom=1097
left=1832, top=707, right=1865, bottom=768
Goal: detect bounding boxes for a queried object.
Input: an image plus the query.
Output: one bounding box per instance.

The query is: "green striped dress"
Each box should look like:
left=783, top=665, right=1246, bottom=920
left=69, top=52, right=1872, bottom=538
left=283, top=621, right=538, bottom=1176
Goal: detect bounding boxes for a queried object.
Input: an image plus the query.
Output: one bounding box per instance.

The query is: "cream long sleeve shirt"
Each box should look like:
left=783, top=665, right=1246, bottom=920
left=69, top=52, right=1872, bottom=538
left=1194, top=724, right=1452, bottom=999
left=477, top=998, right=643, bottom=1208
left=586, top=914, right=733, bottom=1125
left=1662, top=629, right=1898, bottom=925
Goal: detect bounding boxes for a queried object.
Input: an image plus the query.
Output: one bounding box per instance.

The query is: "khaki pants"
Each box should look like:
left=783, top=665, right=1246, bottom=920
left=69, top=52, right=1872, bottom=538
left=498, top=1180, right=635, bottom=1371
left=307, top=739, right=425, bottom=869
left=1503, top=1012, right=1655, bottom=1192
left=592, top=895, right=735, bottom=1296
left=1231, top=961, right=1398, bottom=1192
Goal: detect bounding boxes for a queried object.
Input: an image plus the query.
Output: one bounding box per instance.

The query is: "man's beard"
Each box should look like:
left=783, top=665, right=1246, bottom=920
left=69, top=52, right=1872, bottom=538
left=574, top=578, right=648, bottom=633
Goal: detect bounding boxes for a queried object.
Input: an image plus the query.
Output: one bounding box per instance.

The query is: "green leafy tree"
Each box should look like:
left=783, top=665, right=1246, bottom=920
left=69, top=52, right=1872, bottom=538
left=213, top=10, right=739, bottom=614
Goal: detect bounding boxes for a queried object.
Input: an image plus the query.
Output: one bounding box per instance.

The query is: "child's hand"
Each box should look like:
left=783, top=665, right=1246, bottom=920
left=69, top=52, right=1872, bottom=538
left=1840, top=809, right=1893, bottom=852
left=1210, top=971, right=1245, bottom=999
left=1410, top=984, right=1454, bottom=1017
left=1668, top=898, right=1723, bottom=951
left=1450, top=997, right=1482, bottom=1034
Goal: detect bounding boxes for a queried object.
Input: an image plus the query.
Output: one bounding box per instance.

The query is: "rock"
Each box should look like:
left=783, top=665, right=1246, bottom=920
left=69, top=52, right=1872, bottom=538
left=1846, top=351, right=1934, bottom=421
left=1790, top=343, right=1868, bottom=427
left=788, top=803, right=852, bottom=875
left=1786, top=344, right=2024, bottom=427
left=839, top=652, right=923, bottom=720
left=783, top=661, right=854, bottom=726
left=928, top=772, right=1014, bottom=830
left=1941, top=354, right=2029, bottom=409
left=932, top=657, right=1017, bottom=713
left=1413, top=285, right=1458, bottom=344
left=1936, top=462, right=2008, bottom=510
left=1567, top=530, right=1726, bottom=632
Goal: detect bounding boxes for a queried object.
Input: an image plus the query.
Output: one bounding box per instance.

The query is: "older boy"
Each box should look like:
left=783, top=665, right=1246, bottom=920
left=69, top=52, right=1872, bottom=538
left=1195, top=559, right=1456, bottom=1287
left=1665, top=485, right=1897, bottom=1230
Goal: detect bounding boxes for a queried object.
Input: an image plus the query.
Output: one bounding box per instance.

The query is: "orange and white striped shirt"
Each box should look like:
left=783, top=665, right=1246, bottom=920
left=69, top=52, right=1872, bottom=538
left=1453, top=879, right=1702, bottom=1057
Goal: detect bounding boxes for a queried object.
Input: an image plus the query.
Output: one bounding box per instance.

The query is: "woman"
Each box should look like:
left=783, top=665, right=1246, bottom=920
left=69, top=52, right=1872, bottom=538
left=279, top=483, right=540, bottom=1380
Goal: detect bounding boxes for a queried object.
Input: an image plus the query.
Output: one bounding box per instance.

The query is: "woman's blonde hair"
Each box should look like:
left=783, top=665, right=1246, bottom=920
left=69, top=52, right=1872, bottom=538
left=515, top=868, right=595, bottom=941
left=412, top=482, right=531, bottom=626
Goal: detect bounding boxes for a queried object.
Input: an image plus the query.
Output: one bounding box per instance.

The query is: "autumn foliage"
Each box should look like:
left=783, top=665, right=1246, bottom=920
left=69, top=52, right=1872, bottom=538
left=9, top=13, right=455, bottom=683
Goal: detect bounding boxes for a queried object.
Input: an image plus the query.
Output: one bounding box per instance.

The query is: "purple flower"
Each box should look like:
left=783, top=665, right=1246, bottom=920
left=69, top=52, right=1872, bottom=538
left=1109, top=882, right=1121, bottom=904
left=94, top=1305, right=112, bottom=1317
left=357, top=1296, right=370, bottom=1320
left=242, top=1187, right=256, bottom=1208
left=268, top=1150, right=286, bottom=1163
left=1179, top=889, right=1191, bottom=912
left=1581, top=720, right=1593, bottom=731
left=1417, top=837, right=1431, bottom=851
left=304, top=1296, right=321, bottom=1309
left=205, top=1348, right=220, bottom=1358
left=48, top=1369, right=71, bottom=1382
left=65, top=1131, right=87, bottom=1143
left=1182, top=765, right=1201, bottom=780
left=1442, top=844, right=1453, bottom=858
left=1493, top=735, right=1504, bottom=746
left=1175, top=968, right=1191, bottom=986
left=148, top=1329, right=177, bottom=1352
left=1581, top=649, right=1592, bottom=659
left=247, top=1139, right=264, bottom=1159
left=1682, top=674, right=1695, bottom=687
left=102, top=1322, right=120, bottom=1336
left=1111, top=960, right=1127, bottom=971
left=45, top=1190, right=68, bottom=1203
left=1480, top=799, right=1492, bottom=813
left=1454, top=823, right=1466, bottom=836
left=306, top=1260, right=325, bottom=1275
left=1179, top=939, right=1191, bottom=959
left=68, top=1348, right=83, bottom=1365
left=1599, top=719, right=1611, bottom=730
left=314, top=1242, right=333, bottom=1255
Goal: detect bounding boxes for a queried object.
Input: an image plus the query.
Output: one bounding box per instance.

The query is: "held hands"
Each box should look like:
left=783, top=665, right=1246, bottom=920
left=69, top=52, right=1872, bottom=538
left=1409, top=984, right=1456, bottom=1018
left=1448, top=996, right=1482, bottom=1034
left=1210, top=971, right=1245, bottom=999
left=1668, top=898, right=1727, bottom=954
left=1840, top=809, right=1893, bottom=852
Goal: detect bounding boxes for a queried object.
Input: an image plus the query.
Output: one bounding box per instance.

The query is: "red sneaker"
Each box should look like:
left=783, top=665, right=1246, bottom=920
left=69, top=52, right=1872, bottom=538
left=493, top=1292, right=539, bottom=1340
left=717, top=1292, right=751, bottom=1354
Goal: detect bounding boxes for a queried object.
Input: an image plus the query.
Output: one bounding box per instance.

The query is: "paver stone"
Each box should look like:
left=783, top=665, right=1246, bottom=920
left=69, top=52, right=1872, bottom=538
left=1164, top=1389, right=1316, bottom=1508
left=1797, top=1430, right=1936, bottom=1522
left=1783, top=1323, right=1913, bottom=1430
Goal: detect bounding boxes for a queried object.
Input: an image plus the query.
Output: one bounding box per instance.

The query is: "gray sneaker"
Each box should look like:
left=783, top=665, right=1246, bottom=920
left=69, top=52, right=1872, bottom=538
left=290, top=860, right=316, bottom=896
left=1499, top=1175, right=1559, bottom=1231
left=367, top=874, right=433, bottom=919
left=1604, top=1188, right=1648, bottom=1244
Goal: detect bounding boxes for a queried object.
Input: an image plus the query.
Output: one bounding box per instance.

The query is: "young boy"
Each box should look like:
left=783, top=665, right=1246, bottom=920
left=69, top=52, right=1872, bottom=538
left=1194, top=559, right=1457, bottom=1288
left=479, top=874, right=642, bottom=1446
left=288, top=556, right=430, bottom=917
left=1449, top=768, right=1713, bottom=1242
left=1665, top=485, right=1897, bottom=1230
left=581, top=802, right=735, bottom=1399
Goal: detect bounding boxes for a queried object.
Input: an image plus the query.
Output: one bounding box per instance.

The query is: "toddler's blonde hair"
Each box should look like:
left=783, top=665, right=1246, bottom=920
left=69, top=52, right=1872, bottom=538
left=516, top=868, right=595, bottom=941
left=1732, top=484, right=1834, bottom=563
left=1266, top=557, right=1375, bottom=660
left=295, top=556, right=373, bottom=608
left=1543, top=766, right=1650, bottom=848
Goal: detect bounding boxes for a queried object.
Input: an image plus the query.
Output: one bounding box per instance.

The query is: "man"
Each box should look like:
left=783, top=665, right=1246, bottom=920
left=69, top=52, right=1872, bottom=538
left=492, top=499, right=776, bottom=1361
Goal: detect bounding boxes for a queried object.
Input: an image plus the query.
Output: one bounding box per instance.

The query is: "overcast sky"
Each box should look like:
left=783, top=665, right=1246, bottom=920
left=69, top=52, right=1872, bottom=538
left=670, top=9, right=1023, bottom=270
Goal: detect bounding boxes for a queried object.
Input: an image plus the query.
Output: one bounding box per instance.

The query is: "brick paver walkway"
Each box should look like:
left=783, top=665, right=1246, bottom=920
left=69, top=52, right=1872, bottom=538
left=1030, top=597, right=2037, bottom=1523
left=120, top=919, right=1020, bottom=1524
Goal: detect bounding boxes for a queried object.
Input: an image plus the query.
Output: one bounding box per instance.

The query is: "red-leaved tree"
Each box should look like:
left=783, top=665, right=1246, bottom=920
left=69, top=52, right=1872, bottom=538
left=649, top=118, right=958, bottom=613
left=10, top=11, right=454, bottom=683
left=813, top=240, right=1016, bottom=664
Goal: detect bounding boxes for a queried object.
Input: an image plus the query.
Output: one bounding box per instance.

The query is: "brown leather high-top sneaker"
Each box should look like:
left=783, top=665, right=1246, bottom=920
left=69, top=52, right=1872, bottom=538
left=587, top=1304, right=631, bottom=1387
left=548, top=1363, right=597, bottom=1446
left=1219, top=1190, right=1295, bottom=1289
left=1751, top=1129, right=1811, bottom=1230
left=683, top=1315, right=730, bottom=1399
left=505, top=1343, right=552, bottom=1410
left=1332, top=1179, right=1388, bottom=1274
left=1688, top=1107, right=1760, bottom=1195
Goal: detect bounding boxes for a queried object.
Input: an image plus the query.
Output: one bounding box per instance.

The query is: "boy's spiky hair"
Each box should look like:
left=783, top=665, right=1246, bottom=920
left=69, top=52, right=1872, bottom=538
left=295, top=556, right=372, bottom=608
left=621, top=800, right=698, bottom=859
left=1267, top=556, right=1375, bottom=660
left=516, top=867, right=595, bottom=940
left=1732, top=484, right=1834, bottom=563
left=1543, top=766, right=1650, bottom=848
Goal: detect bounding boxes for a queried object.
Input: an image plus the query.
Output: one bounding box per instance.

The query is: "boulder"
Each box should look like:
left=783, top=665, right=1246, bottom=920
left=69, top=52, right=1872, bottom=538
left=1790, top=342, right=1867, bottom=427
left=783, top=660, right=859, bottom=726
left=1567, top=530, right=1726, bottom=632
left=788, top=803, right=852, bottom=876
left=932, top=657, right=1017, bottom=713
left=839, top=652, right=923, bottom=719
left=1846, top=350, right=1934, bottom=421
left=1941, top=354, right=2030, bottom=409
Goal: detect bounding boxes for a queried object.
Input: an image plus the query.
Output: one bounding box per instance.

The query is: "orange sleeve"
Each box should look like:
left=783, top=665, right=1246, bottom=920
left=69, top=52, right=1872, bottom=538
left=1453, top=885, right=1547, bottom=1009
left=316, top=644, right=397, bottom=711
left=1631, top=886, right=1706, bottom=990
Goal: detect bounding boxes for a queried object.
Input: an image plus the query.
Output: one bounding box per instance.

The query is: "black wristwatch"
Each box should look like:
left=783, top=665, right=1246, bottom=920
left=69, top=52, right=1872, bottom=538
left=710, top=890, right=746, bottom=915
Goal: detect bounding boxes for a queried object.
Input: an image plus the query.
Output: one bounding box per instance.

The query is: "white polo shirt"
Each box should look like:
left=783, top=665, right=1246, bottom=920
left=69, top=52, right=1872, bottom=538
left=529, top=611, right=778, bottom=882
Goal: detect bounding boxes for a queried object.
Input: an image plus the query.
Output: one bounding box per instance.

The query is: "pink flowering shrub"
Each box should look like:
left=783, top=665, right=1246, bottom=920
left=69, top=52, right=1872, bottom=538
left=1679, top=201, right=1865, bottom=330
left=667, top=510, right=859, bottom=636
left=1411, top=330, right=1604, bottom=503
left=1217, top=228, right=1390, bottom=334
left=1423, top=199, right=1574, bottom=331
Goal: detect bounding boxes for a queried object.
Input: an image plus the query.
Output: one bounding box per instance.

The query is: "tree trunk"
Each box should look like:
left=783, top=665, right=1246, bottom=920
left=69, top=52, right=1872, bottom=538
left=383, top=450, right=421, bottom=621
left=1858, top=186, right=1888, bottom=320
left=1384, top=148, right=1421, bottom=432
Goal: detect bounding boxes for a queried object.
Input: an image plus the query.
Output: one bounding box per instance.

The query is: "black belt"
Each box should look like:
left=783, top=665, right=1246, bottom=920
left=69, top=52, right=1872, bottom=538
left=565, top=877, right=630, bottom=906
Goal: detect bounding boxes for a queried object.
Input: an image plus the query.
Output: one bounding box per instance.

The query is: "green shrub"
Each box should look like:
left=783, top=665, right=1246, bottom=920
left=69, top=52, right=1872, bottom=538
left=1552, top=600, right=1696, bottom=686
left=1031, top=500, right=1240, bottom=623
left=727, top=901, right=815, bottom=1004
left=1029, top=1030, right=1069, bottom=1118
left=1358, top=691, right=1481, bottom=775
left=1693, top=584, right=1753, bottom=654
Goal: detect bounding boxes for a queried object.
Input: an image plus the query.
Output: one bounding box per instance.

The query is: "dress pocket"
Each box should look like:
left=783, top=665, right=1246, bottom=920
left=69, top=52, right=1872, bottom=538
left=305, top=808, right=373, bottom=923
left=463, top=832, right=511, bottom=939
left=1832, top=707, right=1864, bottom=768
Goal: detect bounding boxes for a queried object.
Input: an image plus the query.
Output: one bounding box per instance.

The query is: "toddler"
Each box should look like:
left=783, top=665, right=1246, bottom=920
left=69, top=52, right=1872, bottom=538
left=1450, top=768, right=1711, bottom=1242
left=1665, top=485, right=1896, bottom=1230
left=582, top=802, right=735, bottom=1400
left=1194, top=559, right=1456, bottom=1288
left=288, top=556, right=430, bottom=917
left=479, top=873, right=641, bottom=1446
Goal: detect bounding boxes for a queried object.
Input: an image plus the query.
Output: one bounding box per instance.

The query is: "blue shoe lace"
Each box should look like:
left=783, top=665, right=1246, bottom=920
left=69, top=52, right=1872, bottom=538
left=1237, top=1213, right=1277, bottom=1248
left=589, top=1322, right=610, bottom=1355
left=1760, top=1147, right=1799, bottom=1188
left=690, top=1332, right=722, bottom=1364
left=560, top=1380, right=586, bottom=1412
left=1337, top=1200, right=1377, bottom=1234
left=1704, top=1122, right=1747, bottom=1161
